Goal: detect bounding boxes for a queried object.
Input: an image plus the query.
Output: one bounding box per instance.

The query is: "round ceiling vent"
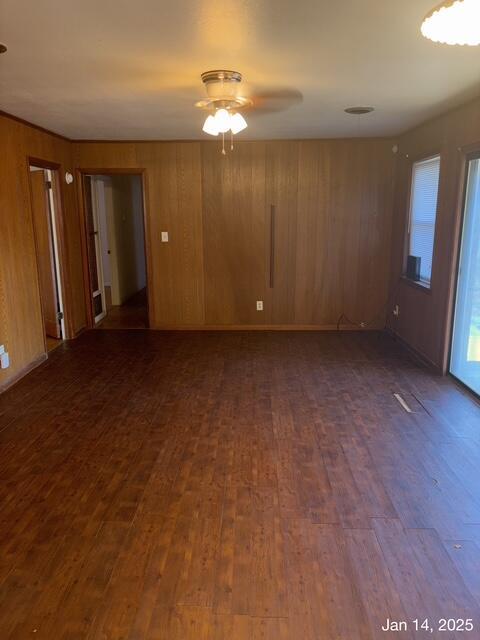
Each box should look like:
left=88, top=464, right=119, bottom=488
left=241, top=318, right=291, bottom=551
left=344, top=106, right=375, bottom=115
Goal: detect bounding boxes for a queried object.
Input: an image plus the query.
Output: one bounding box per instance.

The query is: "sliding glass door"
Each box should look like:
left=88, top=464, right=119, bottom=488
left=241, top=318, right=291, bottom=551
left=450, top=157, right=480, bottom=393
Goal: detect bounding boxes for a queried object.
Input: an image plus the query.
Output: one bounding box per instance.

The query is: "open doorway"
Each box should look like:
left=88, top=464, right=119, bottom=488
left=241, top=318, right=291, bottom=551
left=83, top=174, right=148, bottom=329
left=29, top=164, right=65, bottom=352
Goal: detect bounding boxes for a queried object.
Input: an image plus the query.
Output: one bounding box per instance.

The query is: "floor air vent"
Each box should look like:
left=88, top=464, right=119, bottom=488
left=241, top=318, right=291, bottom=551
left=393, top=393, right=412, bottom=413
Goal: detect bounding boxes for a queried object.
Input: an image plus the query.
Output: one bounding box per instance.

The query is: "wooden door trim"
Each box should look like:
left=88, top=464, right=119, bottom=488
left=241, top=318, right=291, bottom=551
left=27, top=168, right=49, bottom=355
left=76, top=168, right=153, bottom=329
left=30, top=171, right=61, bottom=338
left=49, top=169, right=72, bottom=336
left=26, top=157, right=72, bottom=342
left=29, top=156, right=63, bottom=170
left=76, top=174, right=95, bottom=328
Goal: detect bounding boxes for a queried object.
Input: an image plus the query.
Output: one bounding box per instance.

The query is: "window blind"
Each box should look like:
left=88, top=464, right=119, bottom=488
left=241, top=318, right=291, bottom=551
left=409, top=156, right=441, bottom=284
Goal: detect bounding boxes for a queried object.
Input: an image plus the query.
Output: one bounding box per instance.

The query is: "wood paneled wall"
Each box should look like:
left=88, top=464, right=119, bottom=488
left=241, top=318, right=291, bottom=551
left=0, top=114, right=86, bottom=390
left=1, top=118, right=396, bottom=390
left=74, top=138, right=396, bottom=329
left=388, top=97, right=480, bottom=371
left=5, top=94, right=480, bottom=390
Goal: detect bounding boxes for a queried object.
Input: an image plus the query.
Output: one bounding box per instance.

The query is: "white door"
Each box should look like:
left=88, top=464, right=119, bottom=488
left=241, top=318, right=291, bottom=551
left=85, top=176, right=107, bottom=324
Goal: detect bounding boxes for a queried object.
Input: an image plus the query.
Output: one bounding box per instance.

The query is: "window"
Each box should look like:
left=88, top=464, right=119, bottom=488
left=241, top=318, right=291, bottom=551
left=406, top=155, right=441, bottom=286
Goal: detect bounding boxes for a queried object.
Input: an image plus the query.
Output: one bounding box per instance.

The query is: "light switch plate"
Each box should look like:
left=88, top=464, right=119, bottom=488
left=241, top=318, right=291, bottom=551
left=161, top=231, right=169, bottom=243
left=256, top=301, right=264, bottom=311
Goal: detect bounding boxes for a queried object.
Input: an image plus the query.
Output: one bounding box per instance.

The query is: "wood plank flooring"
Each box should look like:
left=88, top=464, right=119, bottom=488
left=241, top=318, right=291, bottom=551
left=96, top=289, right=148, bottom=330
left=0, top=330, right=480, bottom=639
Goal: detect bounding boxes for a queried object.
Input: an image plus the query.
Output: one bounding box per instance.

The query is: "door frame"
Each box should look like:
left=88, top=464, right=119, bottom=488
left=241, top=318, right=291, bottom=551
left=446, top=145, right=480, bottom=387
left=77, top=168, right=152, bottom=329
left=26, top=157, right=71, bottom=345
left=89, top=176, right=108, bottom=324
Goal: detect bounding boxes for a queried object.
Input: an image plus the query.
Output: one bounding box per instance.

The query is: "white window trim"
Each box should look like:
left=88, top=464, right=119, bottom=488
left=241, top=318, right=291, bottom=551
left=406, top=154, right=441, bottom=288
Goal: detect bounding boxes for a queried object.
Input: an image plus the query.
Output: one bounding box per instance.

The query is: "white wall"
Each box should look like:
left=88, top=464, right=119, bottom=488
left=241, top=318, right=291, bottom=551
left=100, top=175, right=146, bottom=306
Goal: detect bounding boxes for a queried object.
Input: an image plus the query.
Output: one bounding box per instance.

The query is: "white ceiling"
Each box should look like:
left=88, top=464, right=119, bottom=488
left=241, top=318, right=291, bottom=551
left=1, top=0, right=479, bottom=140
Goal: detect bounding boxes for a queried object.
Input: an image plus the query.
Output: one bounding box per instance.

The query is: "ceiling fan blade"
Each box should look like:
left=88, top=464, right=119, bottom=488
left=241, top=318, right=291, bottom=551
left=244, top=87, right=303, bottom=115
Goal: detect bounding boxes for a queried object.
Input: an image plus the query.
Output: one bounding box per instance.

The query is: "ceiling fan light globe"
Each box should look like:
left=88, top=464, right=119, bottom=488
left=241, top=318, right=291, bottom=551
left=214, top=108, right=231, bottom=133
left=421, top=0, right=480, bottom=46
left=202, top=115, right=219, bottom=136
left=230, top=112, right=248, bottom=134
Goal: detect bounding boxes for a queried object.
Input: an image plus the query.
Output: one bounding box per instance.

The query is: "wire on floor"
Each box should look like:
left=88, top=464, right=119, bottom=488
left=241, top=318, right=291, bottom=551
left=336, top=280, right=401, bottom=332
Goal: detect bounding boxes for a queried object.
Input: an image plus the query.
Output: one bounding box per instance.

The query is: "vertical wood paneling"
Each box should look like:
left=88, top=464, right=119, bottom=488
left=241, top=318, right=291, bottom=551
left=7, top=94, right=480, bottom=390
left=66, top=138, right=397, bottom=332
left=137, top=142, right=204, bottom=325
left=0, top=118, right=44, bottom=389
left=73, top=142, right=139, bottom=169
left=0, top=114, right=85, bottom=391
left=74, top=142, right=205, bottom=326
left=265, top=141, right=299, bottom=324
left=1, top=121, right=397, bottom=391
left=201, top=142, right=267, bottom=325
left=294, top=139, right=394, bottom=327
left=389, top=97, right=480, bottom=370
left=295, top=141, right=333, bottom=324
left=348, top=141, right=395, bottom=325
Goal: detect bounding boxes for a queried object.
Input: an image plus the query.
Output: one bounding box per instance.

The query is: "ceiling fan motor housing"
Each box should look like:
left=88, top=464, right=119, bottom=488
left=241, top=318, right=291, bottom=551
left=197, top=70, right=252, bottom=110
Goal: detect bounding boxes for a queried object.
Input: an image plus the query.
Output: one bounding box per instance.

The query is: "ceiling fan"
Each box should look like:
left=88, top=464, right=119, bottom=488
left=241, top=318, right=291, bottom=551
left=195, top=69, right=302, bottom=154
left=195, top=69, right=251, bottom=154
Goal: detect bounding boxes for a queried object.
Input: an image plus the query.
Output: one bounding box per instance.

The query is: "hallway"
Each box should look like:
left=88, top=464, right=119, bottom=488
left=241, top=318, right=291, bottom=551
left=96, top=288, right=148, bottom=329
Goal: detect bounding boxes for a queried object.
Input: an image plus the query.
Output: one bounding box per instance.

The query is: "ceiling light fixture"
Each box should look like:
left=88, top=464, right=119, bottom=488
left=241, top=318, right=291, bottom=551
left=214, top=108, right=231, bottom=133
left=230, top=113, right=248, bottom=134
left=0, top=44, right=7, bottom=54
left=196, top=70, right=252, bottom=155
left=202, top=115, right=218, bottom=136
left=421, top=0, right=480, bottom=46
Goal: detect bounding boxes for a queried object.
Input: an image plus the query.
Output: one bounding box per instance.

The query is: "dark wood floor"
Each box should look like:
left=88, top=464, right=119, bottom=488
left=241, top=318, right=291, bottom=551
left=1, top=331, right=480, bottom=639
left=96, top=288, right=148, bottom=330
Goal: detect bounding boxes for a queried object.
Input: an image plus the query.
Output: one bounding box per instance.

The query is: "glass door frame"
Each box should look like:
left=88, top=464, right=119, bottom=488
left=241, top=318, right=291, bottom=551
left=448, top=148, right=480, bottom=396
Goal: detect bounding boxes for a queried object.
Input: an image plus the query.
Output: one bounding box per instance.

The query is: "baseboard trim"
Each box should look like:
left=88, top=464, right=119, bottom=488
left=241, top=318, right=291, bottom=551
left=385, top=327, right=442, bottom=374
left=0, top=352, right=48, bottom=394
left=151, top=324, right=385, bottom=331
left=70, top=324, right=87, bottom=339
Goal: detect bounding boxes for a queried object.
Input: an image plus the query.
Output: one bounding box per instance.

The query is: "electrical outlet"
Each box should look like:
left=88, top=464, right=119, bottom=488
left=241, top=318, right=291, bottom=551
left=393, top=305, right=400, bottom=317
left=161, top=231, right=169, bottom=243
left=256, top=301, right=263, bottom=311
left=0, top=351, right=9, bottom=369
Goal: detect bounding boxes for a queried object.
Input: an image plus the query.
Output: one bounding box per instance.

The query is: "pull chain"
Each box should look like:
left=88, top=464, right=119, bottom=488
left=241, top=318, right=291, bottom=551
left=221, top=74, right=226, bottom=156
